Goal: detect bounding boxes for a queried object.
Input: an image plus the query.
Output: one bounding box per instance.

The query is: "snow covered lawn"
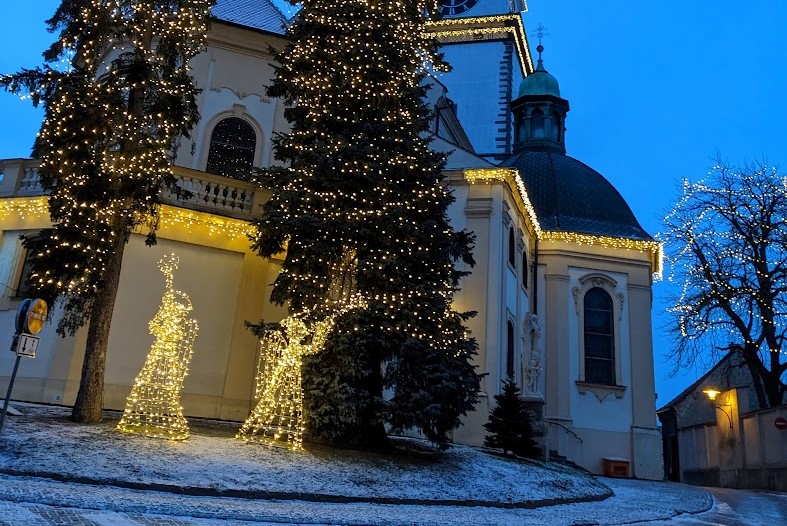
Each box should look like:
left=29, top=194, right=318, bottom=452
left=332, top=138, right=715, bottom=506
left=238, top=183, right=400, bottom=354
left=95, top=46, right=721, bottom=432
left=0, top=404, right=609, bottom=506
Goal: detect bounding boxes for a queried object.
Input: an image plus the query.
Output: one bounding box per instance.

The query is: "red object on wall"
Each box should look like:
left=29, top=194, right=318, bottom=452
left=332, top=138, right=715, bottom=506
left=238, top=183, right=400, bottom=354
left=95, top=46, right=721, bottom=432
left=775, top=416, right=787, bottom=430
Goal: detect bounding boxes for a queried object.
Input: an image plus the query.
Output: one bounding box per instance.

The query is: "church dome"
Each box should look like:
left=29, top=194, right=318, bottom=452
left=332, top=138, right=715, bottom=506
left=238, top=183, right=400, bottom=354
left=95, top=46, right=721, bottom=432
left=518, top=45, right=561, bottom=98
left=500, top=150, right=652, bottom=240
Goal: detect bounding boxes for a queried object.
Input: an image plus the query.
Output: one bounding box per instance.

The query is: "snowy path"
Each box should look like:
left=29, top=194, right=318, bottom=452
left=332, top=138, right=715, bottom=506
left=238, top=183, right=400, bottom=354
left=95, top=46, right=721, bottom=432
left=0, top=474, right=718, bottom=526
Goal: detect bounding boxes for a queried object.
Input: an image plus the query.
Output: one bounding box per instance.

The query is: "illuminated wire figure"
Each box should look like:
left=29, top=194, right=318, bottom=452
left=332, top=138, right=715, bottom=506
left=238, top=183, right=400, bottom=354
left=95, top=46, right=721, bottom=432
left=237, top=315, right=337, bottom=449
left=117, top=254, right=198, bottom=440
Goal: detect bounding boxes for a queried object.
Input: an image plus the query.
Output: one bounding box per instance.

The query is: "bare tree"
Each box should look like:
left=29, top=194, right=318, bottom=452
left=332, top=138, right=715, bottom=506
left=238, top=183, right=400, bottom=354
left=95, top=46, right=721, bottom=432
left=662, top=158, right=787, bottom=407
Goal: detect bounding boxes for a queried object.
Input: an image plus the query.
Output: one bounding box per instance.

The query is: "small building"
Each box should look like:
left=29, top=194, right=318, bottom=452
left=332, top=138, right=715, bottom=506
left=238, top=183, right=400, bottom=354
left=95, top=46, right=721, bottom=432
left=657, top=350, right=787, bottom=490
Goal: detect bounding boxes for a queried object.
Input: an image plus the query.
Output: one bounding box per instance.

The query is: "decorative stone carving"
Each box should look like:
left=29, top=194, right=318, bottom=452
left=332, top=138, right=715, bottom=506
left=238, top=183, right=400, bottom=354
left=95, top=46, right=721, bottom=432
left=523, top=313, right=543, bottom=396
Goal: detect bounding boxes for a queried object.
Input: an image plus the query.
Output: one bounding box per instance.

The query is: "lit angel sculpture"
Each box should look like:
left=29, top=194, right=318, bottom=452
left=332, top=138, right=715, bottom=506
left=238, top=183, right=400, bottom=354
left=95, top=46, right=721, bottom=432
left=117, top=254, right=199, bottom=440
left=237, top=314, right=338, bottom=449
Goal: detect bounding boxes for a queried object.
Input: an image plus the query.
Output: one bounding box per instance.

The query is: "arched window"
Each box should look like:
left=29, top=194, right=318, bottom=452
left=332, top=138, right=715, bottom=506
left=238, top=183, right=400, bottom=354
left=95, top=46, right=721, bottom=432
left=205, top=117, right=256, bottom=179
left=508, top=227, right=516, bottom=268
left=506, top=320, right=515, bottom=378
left=583, top=287, right=615, bottom=385
left=530, top=109, right=545, bottom=140
left=521, top=250, right=528, bottom=288
left=550, top=111, right=561, bottom=142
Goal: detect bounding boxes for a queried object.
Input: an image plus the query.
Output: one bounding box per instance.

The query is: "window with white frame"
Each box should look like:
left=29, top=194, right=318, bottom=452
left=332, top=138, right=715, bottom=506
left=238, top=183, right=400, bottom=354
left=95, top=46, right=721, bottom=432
left=583, top=287, right=615, bottom=385
left=506, top=319, right=515, bottom=379
left=573, top=274, right=624, bottom=388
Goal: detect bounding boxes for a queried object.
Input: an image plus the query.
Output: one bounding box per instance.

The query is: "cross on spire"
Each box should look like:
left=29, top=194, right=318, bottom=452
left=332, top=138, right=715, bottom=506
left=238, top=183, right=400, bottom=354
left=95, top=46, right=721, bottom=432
left=533, top=23, right=550, bottom=46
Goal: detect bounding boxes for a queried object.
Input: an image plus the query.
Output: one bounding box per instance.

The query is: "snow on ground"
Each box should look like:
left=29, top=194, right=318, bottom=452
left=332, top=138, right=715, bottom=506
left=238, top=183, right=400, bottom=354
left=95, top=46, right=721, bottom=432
left=0, top=474, right=715, bottom=525
left=0, top=404, right=609, bottom=506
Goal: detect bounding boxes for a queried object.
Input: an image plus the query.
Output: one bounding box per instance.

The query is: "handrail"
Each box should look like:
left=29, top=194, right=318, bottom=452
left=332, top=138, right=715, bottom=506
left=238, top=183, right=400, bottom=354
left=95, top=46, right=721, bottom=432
left=544, top=419, right=583, bottom=443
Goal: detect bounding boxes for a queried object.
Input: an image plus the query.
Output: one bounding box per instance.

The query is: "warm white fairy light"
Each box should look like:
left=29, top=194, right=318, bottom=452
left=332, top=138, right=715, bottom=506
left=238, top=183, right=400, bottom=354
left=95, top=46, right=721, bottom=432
left=463, top=168, right=663, bottom=278
left=237, top=297, right=366, bottom=450
left=0, top=0, right=213, bottom=302
left=425, top=14, right=533, bottom=74
left=662, top=161, right=787, bottom=383
left=116, top=253, right=198, bottom=440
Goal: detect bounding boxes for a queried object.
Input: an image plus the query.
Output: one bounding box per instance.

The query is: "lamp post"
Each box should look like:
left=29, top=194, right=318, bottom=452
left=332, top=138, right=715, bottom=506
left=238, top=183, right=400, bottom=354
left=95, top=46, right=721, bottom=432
left=703, top=388, right=733, bottom=429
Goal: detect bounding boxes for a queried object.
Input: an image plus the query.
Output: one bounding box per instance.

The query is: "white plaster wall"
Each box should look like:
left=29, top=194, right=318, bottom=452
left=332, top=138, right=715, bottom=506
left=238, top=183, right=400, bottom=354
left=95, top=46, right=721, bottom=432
left=104, top=234, right=244, bottom=400
left=567, top=266, right=633, bottom=433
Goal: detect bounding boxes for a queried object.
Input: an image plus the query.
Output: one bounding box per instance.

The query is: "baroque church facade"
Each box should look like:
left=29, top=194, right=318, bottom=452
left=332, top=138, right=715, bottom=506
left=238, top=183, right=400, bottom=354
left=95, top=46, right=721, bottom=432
left=0, top=0, right=663, bottom=478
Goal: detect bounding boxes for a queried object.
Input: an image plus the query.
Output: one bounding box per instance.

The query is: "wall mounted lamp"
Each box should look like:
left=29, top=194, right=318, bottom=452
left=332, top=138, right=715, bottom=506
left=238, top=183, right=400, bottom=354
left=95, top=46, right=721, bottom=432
left=702, top=388, right=733, bottom=428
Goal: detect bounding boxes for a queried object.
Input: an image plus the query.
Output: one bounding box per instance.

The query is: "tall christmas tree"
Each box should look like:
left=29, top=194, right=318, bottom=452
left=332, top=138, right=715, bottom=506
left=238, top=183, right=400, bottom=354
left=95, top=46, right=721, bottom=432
left=0, top=0, right=214, bottom=422
left=252, top=0, right=480, bottom=449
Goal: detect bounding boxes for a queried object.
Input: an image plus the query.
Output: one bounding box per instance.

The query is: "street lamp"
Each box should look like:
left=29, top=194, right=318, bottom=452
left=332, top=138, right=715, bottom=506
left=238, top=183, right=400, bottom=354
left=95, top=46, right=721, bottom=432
left=702, top=388, right=733, bottom=428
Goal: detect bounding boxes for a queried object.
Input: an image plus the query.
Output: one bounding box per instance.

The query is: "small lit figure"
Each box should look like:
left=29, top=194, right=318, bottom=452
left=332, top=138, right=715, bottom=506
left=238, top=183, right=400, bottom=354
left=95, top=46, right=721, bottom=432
left=117, top=254, right=198, bottom=440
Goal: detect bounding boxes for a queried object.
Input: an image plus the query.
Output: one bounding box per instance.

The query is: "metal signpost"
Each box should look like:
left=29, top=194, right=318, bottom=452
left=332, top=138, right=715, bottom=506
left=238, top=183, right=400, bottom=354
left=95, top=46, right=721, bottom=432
left=0, top=298, right=47, bottom=434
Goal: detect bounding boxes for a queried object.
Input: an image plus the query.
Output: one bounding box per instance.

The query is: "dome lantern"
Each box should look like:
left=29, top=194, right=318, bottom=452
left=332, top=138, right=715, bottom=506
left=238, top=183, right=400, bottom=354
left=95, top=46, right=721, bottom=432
left=511, top=45, right=570, bottom=154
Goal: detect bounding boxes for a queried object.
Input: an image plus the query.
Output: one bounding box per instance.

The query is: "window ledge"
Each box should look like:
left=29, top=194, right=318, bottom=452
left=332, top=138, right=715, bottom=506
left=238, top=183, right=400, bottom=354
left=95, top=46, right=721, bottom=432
left=576, top=381, right=627, bottom=402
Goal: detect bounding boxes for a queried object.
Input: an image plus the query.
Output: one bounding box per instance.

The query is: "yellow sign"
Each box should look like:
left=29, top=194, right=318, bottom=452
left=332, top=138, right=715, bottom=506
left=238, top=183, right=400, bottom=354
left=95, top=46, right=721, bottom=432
left=26, top=299, right=47, bottom=334
left=16, top=298, right=48, bottom=335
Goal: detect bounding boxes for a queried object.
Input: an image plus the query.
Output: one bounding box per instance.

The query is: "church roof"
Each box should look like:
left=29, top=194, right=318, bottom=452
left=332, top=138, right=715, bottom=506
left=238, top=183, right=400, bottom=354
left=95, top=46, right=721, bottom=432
left=211, top=0, right=288, bottom=35
left=500, top=150, right=652, bottom=240
left=518, top=56, right=560, bottom=98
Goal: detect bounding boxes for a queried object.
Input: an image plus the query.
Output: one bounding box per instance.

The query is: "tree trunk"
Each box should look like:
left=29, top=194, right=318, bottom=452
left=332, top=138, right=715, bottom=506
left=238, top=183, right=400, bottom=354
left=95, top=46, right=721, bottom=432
left=70, top=220, right=129, bottom=423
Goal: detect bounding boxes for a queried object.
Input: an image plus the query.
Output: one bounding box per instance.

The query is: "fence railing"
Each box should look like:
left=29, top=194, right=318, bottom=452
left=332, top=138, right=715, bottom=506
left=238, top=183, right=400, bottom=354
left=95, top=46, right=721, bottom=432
left=0, top=159, right=262, bottom=220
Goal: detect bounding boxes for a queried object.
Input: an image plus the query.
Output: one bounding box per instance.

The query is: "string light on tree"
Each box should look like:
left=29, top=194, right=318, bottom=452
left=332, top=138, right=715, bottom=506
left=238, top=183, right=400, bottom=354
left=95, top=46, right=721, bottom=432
left=0, top=0, right=214, bottom=423
left=251, top=0, right=482, bottom=449
left=117, top=253, right=198, bottom=441
left=662, top=159, right=787, bottom=407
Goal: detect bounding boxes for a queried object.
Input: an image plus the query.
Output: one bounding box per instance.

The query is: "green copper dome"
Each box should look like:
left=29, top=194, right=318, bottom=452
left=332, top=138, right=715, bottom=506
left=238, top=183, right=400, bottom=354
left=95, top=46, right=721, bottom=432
left=518, top=45, right=561, bottom=97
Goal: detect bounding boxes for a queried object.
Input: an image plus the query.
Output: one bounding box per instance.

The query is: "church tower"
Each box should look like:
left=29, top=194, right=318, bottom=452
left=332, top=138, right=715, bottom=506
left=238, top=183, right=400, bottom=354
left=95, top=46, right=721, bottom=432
left=427, top=1, right=533, bottom=161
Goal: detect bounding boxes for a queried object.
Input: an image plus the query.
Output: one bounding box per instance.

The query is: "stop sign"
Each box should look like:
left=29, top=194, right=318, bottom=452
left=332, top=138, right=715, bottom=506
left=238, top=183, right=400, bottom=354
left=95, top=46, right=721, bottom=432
left=775, top=417, right=787, bottom=430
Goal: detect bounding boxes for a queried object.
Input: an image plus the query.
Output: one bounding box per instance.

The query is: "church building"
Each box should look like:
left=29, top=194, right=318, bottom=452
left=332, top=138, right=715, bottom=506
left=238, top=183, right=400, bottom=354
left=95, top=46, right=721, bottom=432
left=0, top=0, right=662, bottom=478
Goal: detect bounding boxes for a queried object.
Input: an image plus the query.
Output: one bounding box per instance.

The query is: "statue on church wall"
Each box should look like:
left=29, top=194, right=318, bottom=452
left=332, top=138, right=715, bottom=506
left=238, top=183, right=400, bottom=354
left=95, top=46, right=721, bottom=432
left=523, top=312, right=543, bottom=396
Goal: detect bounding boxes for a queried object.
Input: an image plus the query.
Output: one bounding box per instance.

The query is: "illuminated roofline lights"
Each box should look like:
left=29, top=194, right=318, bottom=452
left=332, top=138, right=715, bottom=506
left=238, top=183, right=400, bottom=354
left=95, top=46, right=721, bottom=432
left=463, top=168, right=664, bottom=279
left=425, top=14, right=533, bottom=75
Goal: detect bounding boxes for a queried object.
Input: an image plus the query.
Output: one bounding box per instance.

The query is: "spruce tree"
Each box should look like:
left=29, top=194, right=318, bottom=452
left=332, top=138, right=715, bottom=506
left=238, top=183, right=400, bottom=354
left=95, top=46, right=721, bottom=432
left=0, top=0, right=213, bottom=422
left=484, top=378, right=541, bottom=458
left=253, top=0, right=480, bottom=449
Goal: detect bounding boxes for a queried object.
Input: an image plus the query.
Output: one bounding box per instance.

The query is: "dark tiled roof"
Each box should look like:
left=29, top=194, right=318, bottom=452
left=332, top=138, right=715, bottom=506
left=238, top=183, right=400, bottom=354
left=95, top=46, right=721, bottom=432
left=500, top=149, right=652, bottom=240
left=211, top=0, right=288, bottom=35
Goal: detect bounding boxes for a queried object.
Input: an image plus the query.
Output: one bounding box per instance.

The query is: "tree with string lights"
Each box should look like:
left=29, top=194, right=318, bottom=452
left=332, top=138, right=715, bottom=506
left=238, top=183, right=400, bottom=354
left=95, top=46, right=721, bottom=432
left=252, top=0, right=480, bottom=449
left=0, top=0, right=214, bottom=423
left=663, top=158, right=787, bottom=408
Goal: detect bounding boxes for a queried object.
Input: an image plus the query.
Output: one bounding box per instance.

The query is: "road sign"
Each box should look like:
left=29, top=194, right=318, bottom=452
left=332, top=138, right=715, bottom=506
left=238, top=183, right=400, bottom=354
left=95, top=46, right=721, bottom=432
left=775, top=417, right=787, bottom=430
left=15, top=298, right=47, bottom=335
left=11, top=333, right=39, bottom=358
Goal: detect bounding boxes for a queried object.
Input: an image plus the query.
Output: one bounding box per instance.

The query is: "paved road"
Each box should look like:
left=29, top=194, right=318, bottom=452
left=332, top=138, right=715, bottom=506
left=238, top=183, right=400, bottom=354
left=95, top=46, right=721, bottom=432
left=646, top=487, right=787, bottom=526
left=0, top=475, right=784, bottom=525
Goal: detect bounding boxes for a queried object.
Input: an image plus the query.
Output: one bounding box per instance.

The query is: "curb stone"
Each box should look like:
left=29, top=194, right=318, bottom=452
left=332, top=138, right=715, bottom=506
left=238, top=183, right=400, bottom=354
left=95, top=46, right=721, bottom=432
left=0, top=468, right=613, bottom=510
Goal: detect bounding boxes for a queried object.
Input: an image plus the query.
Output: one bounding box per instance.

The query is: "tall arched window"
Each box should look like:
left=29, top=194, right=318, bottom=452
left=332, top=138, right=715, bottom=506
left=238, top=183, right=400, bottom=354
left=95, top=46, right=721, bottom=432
left=506, top=320, right=515, bottom=378
left=584, top=287, right=615, bottom=385
left=508, top=227, right=516, bottom=268
left=521, top=250, right=528, bottom=288
left=205, top=117, right=256, bottom=179
left=530, top=109, right=545, bottom=139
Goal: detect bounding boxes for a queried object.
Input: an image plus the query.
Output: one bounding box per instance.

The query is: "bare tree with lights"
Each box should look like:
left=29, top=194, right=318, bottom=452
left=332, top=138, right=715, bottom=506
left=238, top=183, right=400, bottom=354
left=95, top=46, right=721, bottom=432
left=0, top=0, right=214, bottom=423
left=663, top=158, right=787, bottom=407
left=251, top=0, right=480, bottom=449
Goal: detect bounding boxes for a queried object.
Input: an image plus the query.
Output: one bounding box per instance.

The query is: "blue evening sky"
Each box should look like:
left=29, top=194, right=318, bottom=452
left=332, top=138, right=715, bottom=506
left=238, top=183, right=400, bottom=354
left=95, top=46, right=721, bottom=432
left=1, top=1, right=786, bottom=406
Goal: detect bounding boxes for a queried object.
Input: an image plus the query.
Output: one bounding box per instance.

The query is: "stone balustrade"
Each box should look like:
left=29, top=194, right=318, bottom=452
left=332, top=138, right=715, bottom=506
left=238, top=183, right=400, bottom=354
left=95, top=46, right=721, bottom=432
left=0, top=159, right=262, bottom=220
